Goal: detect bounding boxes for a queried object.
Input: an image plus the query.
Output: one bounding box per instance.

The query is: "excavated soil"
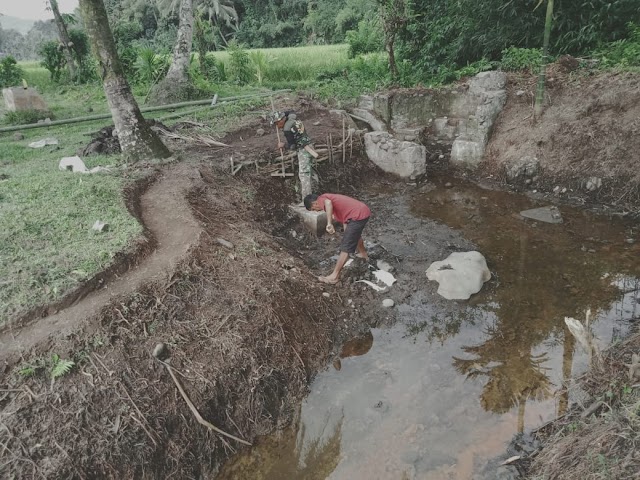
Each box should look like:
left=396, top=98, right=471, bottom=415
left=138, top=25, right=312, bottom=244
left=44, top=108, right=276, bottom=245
left=0, top=98, right=383, bottom=479
left=484, top=68, right=640, bottom=212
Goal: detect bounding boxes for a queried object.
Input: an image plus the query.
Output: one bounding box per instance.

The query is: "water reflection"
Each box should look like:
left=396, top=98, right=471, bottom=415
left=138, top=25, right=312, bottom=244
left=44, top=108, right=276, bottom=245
left=218, top=181, right=639, bottom=479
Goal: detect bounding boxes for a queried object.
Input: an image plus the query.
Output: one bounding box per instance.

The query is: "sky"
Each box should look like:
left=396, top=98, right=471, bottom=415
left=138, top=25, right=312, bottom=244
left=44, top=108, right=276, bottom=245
left=1, top=0, right=79, bottom=21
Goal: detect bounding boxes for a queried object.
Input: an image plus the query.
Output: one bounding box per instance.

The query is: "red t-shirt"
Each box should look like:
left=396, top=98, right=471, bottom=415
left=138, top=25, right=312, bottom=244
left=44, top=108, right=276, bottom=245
left=318, top=193, right=370, bottom=224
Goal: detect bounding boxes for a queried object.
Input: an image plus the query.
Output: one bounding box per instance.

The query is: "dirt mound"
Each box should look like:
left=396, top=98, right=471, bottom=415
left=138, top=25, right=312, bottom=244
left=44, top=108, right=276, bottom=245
left=0, top=98, right=380, bottom=479
left=485, top=69, right=640, bottom=211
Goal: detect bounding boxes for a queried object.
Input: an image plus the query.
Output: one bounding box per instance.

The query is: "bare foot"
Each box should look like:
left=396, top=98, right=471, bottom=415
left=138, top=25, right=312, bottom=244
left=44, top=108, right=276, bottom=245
left=318, top=275, right=339, bottom=285
left=356, top=253, right=369, bottom=261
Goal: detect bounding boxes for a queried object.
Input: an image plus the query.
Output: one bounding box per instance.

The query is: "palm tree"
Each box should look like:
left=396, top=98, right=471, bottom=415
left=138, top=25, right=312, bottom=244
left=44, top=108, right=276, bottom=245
left=79, top=0, right=171, bottom=161
left=48, top=0, right=79, bottom=80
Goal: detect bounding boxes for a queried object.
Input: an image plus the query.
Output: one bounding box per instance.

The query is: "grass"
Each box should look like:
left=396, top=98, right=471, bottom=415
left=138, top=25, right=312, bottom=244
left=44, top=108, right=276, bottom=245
left=0, top=120, right=142, bottom=325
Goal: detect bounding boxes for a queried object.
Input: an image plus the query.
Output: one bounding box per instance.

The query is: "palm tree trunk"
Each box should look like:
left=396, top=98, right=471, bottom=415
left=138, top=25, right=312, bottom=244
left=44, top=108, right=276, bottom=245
left=148, top=0, right=194, bottom=104
left=165, top=0, right=194, bottom=85
left=534, top=0, right=554, bottom=119
left=79, top=0, right=171, bottom=162
left=49, top=0, right=78, bottom=80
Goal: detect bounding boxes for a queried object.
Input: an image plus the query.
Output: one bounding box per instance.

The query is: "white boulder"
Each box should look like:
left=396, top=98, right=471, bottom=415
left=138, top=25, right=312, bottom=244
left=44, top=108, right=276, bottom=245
left=426, top=251, right=491, bottom=300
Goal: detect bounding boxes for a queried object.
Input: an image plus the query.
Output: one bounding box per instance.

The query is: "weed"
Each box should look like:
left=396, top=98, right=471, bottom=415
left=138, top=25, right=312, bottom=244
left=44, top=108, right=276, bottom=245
left=500, top=47, right=544, bottom=72
left=50, top=354, right=75, bottom=379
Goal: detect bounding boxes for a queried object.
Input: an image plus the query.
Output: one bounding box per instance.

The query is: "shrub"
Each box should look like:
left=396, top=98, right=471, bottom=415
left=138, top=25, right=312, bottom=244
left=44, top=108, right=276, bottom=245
left=135, top=48, right=169, bottom=85
left=500, top=47, right=544, bottom=72
left=0, top=56, right=24, bottom=88
left=595, top=23, right=640, bottom=68
left=346, top=18, right=384, bottom=58
left=226, top=42, right=252, bottom=85
left=5, top=109, right=53, bottom=125
left=201, top=54, right=225, bottom=82
left=249, top=50, right=272, bottom=85
left=39, top=41, right=67, bottom=82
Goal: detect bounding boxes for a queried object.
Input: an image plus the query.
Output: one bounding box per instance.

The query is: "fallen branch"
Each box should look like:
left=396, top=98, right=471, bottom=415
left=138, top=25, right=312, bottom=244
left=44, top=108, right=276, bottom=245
left=162, top=361, right=251, bottom=446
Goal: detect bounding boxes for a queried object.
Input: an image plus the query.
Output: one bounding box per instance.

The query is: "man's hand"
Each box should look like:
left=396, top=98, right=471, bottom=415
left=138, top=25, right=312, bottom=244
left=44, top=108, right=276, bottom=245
left=326, top=223, right=335, bottom=235
left=278, top=142, right=285, bottom=149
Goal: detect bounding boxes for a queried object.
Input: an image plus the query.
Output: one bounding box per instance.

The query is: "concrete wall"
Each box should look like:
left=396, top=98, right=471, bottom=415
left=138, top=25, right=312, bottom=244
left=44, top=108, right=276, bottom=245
left=355, top=71, right=507, bottom=169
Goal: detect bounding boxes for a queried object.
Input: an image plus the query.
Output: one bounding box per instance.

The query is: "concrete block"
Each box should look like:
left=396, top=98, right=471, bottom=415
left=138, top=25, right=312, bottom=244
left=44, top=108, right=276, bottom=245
left=364, top=131, right=426, bottom=178
left=2, top=87, right=49, bottom=112
left=289, top=203, right=327, bottom=237
left=450, top=140, right=483, bottom=168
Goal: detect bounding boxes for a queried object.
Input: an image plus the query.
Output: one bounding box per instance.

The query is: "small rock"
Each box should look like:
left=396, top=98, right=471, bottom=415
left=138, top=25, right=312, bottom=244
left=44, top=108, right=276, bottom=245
left=332, top=358, right=342, bottom=371
left=256, top=128, right=265, bottom=136
left=525, top=179, right=532, bottom=185
left=625, top=238, right=635, bottom=244
left=323, top=292, right=330, bottom=298
left=553, top=186, right=561, bottom=193
left=313, top=121, right=321, bottom=126
left=438, top=154, right=445, bottom=159
left=382, top=299, right=395, bottom=308
left=92, top=220, right=109, bottom=232
left=588, top=248, right=596, bottom=253
left=152, top=343, right=167, bottom=359
left=445, top=182, right=453, bottom=188
left=561, top=187, right=567, bottom=194
left=291, top=230, right=297, bottom=238
left=516, top=90, right=525, bottom=96
left=13, top=132, right=25, bottom=141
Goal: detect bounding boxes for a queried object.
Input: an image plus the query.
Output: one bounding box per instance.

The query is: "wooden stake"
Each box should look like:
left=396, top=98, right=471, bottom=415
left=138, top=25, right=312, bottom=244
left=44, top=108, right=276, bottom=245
left=271, top=97, right=286, bottom=176
left=342, top=117, right=346, bottom=164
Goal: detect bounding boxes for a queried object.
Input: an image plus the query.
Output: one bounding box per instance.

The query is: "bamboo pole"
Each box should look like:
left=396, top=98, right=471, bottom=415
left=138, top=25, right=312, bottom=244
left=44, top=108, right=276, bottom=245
left=342, top=117, right=346, bottom=164
left=0, top=90, right=291, bottom=134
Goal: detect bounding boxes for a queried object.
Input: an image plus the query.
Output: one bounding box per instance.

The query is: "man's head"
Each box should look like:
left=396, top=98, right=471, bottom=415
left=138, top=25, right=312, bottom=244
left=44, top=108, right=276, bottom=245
left=269, top=111, right=287, bottom=128
left=304, top=193, right=322, bottom=211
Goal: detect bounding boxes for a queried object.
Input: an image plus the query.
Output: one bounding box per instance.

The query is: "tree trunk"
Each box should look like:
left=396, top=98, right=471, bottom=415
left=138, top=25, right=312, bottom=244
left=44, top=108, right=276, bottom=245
left=79, top=0, right=171, bottom=162
left=387, top=36, right=398, bottom=81
left=534, top=0, right=554, bottom=120
left=50, top=0, right=78, bottom=80
left=149, top=0, right=194, bottom=104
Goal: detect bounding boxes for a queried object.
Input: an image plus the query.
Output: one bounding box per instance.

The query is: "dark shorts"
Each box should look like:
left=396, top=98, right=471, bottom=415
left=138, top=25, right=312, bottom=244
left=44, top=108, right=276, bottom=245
left=340, top=217, right=369, bottom=254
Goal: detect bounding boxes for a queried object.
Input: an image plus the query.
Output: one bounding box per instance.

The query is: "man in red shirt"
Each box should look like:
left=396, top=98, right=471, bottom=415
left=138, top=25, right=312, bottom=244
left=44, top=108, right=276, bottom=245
left=304, top=193, right=371, bottom=284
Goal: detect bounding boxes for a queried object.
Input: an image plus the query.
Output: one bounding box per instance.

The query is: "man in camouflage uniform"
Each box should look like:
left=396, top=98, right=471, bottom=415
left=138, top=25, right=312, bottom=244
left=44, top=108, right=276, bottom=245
left=271, top=111, right=317, bottom=200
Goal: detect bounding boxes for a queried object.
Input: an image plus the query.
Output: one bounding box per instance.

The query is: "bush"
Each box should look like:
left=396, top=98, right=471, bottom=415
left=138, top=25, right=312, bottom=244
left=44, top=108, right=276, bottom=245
left=5, top=109, right=53, bottom=125
left=0, top=56, right=24, bottom=88
left=595, top=23, right=640, bottom=68
left=201, top=55, right=225, bottom=82
left=500, top=47, right=544, bottom=72
left=226, top=42, right=252, bottom=86
left=346, top=18, right=384, bottom=58
left=135, top=48, right=169, bottom=85
left=39, top=41, right=67, bottom=82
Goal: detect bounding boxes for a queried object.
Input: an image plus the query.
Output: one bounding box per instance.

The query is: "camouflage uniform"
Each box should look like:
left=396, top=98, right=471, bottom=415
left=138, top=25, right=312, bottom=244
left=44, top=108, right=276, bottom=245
left=283, top=114, right=314, bottom=199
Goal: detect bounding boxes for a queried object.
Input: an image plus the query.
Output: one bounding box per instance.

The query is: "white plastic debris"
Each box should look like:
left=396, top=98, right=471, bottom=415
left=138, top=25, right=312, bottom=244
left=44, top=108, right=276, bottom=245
left=373, top=270, right=396, bottom=287
left=376, top=259, right=394, bottom=273
left=29, top=137, right=58, bottom=148
left=356, top=280, right=387, bottom=292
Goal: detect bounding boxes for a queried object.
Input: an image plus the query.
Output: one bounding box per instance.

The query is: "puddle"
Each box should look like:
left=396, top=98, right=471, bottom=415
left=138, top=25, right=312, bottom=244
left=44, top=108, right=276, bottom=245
left=218, top=180, right=639, bottom=479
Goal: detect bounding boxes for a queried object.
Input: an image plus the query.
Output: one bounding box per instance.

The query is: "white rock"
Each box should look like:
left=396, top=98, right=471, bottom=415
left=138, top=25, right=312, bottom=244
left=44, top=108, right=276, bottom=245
left=373, top=269, right=396, bottom=287
left=426, top=251, right=491, bottom=300
left=382, top=299, right=395, bottom=308
left=92, top=220, right=109, bottom=232
left=59, top=156, right=88, bottom=172
left=322, top=292, right=330, bottom=298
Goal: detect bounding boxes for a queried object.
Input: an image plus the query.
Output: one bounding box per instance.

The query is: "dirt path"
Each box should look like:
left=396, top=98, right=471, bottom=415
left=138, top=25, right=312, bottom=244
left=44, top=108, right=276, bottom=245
left=0, top=162, right=202, bottom=364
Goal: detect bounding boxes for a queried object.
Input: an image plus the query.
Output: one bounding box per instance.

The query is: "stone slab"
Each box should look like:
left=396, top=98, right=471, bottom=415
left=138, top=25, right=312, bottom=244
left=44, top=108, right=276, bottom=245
left=520, top=206, right=563, bottom=224
left=364, top=131, right=426, bottom=178
left=289, top=203, right=327, bottom=237
left=2, top=87, right=49, bottom=112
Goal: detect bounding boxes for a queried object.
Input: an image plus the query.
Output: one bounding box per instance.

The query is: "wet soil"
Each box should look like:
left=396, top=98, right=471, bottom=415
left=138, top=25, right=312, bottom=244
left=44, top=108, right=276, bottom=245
left=218, top=175, right=639, bottom=479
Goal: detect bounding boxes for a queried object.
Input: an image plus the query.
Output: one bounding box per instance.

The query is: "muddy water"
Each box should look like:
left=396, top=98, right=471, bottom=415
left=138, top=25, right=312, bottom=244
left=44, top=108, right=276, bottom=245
left=218, top=180, right=639, bottom=480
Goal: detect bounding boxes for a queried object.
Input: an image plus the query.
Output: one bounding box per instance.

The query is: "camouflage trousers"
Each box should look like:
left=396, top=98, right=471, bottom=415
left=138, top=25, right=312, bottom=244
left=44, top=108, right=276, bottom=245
left=298, top=149, right=314, bottom=200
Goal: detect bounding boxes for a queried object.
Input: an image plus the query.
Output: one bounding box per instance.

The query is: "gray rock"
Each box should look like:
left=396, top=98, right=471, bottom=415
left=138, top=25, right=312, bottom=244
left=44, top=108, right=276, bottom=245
left=364, top=132, right=426, bottom=178
left=520, top=206, right=563, bottom=224
left=382, top=299, right=395, bottom=308
left=507, top=156, right=539, bottom=180
left=516, top=90, right=525, bottom=96
left=256, top=128, right=265, bottom=136
left=585, top=176, right=602, bottom=191
left=152, top=343, right=167, bottom=359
